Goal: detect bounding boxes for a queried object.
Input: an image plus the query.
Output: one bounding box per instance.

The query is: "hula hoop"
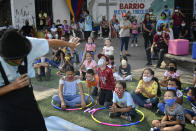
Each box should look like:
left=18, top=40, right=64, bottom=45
left=91, top=107, right=145, bottom=127
left=183, top=95, right=187, bottom=98
left=51, top=93, right=93, bottom=111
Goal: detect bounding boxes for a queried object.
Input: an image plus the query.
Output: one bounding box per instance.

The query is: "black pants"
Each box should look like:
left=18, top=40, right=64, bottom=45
left=84, top=31, right=91, bottom=41
left=102, top=27, right=109, bottom=38
left=92, top=87, right=98, bottom=96
left=146, top=46, right=168, bottom=66
left=99, top=89, right=113, bottom=105
left=0, top=107, right=46, bottom=131
left=143, top=33, right=153, bottom=49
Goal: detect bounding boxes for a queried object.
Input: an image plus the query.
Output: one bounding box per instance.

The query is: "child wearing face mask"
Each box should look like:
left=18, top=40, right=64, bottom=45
left=97, top=53, right=115, bottom=107
left=151, top=90, right=185, bottom=131
left=156, top=12, right=169, bottom=31
left=131, top=19, right=139, bottom=47
left=81, top=37, right=96, bottom=64
left=86, top=69, right=99, bottom=96
left=80, top=51, right=97, bottom=80
left=184, top=88, right=196, bottom=126
left=113, top=55, right=132, bottom=81
left=109, top=81, right=136, bottom=121
left=179, top=20, right=190, bottom=40
left=159, top=61, right=180, bottom=87
left=52, top=64, right=88, bottom=109
left=131, top=68, right=161, bottom=109
left=102, top=38, right=114, bottom=56
left=157, top=78, right=183, bottom=115
left=107, top=55, right=118, bottom=78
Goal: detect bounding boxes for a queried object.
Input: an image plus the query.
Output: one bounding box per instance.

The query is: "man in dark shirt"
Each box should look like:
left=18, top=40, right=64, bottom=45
left=20, top=20, right=33, bottom=37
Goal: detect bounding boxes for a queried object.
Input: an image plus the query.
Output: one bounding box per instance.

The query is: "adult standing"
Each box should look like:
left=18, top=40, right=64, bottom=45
left=0, top=29, right=80, bottom=130
left=110, top=14, right=119, bottom=38
left=84, top=10, right=93, bottom=41
left=19, top=20, right=33, bottom=37
left=171, top=6, right=185, bottom=39
left=142, top=13, right=154, bottom=64
left=100, top=16, right=109, bottom=38
left=119, top=13, right=131, bottom=56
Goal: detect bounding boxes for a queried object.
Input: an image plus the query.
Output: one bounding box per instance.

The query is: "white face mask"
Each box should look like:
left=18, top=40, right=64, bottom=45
left=149, top=12, right=152, bottom=15
left=181, top=23, right=186, bottom=27
left=98, top=58, right=105, bottom=66
left=143, top=76, right=152, bottom=82
left=157, top=32, right=162, bottom=36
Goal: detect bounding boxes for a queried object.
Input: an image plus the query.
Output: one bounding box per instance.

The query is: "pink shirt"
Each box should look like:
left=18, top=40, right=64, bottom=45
left=83, top=60, right=97, bottom=70
left=85, top=43, right=96, bottom=52
left=164, top=70, right=180, bottom=78
left=131, top=23, right=138, bottom=34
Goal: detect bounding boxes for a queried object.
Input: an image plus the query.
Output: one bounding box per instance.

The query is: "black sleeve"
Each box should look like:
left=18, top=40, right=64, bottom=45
left=126, top=64, right=131, bottom=76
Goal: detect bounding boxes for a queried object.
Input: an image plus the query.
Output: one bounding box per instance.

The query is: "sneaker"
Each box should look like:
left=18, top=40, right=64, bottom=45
left=45, top=71, right=50, bottom=81
left=126, top=53, right=131, bottom=56
left=144, top=103, right=152, bottom=109
left=36, top=74, right=42, bottom=81
left=109, top=112, right=118, bottom=118
left=135, top=44, right=138, bottom=47
left=150, top=127, right=161, bottom=131
left=125, top=116, right=132, bottom=122
left=131, top=44, right=134, bottom=47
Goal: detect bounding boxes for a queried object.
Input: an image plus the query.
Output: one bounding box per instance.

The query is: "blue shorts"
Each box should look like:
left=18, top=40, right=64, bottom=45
left=184, top=109, right=196, bottom=117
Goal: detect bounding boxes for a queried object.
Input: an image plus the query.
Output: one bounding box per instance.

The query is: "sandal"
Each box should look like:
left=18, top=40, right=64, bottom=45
left=125, top=116, right=132, bottom=122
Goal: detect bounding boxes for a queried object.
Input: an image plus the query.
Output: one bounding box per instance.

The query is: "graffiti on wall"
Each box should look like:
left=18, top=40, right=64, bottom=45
left=13, top=0, right=36, bottom=29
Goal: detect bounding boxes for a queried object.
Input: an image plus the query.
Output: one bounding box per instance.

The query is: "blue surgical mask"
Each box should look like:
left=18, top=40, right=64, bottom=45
left=168, top=87, right=177, bottom=91
left=165, top=98, right=176, bottom=107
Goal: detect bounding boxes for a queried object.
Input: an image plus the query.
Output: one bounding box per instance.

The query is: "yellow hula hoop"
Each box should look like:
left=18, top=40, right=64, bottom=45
left=91, top=107, right=145, bottom=126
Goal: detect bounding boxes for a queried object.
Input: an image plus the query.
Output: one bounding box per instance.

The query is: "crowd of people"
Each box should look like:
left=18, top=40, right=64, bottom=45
left=0, top=5, right=196, bottom=131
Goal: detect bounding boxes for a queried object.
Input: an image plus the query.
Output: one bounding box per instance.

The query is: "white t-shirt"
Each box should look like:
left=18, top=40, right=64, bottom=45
left=113, top=91, right=135, bottom=108
left=176, top=89, right=183, bottom=98
left=0, top=37, right=49, bottom=86
left=103, top=46, right=114, bottom=56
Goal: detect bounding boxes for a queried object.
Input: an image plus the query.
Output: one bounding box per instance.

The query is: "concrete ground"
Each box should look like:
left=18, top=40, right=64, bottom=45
left=33, top=34, right=194, bottom=100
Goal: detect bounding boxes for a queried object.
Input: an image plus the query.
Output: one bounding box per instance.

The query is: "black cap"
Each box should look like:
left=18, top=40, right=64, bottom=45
left=164, top=5, right=168, bottom=8
left=0, top=29, right=32, bottom=60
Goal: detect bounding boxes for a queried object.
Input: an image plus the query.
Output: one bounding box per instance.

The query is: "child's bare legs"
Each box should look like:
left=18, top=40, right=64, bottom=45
left=162, top=125, right=182, bottom=131
left=185, top=113, right=196, bottom=123
left=34, top=64, right=41, bottom=75
left=152, top=120, right=183, bottom=131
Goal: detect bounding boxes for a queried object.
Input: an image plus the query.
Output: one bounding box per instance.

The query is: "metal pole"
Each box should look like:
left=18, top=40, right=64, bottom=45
left=106, top=0, right=109, bottom=20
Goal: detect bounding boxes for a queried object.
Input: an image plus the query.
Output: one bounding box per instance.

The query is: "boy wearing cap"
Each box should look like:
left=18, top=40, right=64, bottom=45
left=97, top=53, right=115, bottom=107
left=0, top=29, right=80, bottom=130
